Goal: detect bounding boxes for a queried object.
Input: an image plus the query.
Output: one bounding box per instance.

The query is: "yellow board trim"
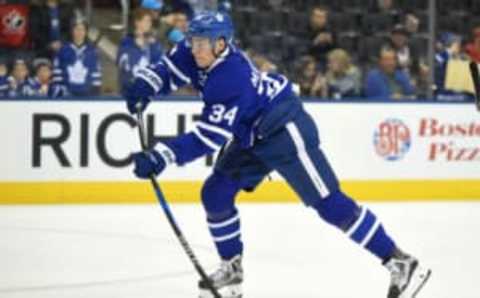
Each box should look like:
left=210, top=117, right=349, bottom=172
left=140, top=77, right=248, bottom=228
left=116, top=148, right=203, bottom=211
left=0, top=180, right=479, bottom=204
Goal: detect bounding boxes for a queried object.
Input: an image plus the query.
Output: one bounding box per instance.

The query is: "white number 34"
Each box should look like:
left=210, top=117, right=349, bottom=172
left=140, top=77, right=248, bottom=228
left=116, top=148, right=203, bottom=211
left=208, top=104, right=238, bottom=126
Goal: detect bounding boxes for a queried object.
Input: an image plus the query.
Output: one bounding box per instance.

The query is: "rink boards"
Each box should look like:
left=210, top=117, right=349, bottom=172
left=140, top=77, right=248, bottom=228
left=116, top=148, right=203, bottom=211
left=0, top=99, right=479, bottom=203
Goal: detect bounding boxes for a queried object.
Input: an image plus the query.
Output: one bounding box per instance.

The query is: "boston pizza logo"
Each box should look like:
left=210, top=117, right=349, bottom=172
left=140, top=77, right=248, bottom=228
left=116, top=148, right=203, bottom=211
left=374, top=119, right=411, bottom=161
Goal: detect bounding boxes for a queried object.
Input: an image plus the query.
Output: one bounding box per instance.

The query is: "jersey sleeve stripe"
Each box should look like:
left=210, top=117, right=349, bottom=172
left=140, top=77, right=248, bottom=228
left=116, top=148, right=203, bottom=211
left=154, top=142, right=177, bottom=164
left=162, top=56, right=192, bottom=84
left=195, top=121, right=233, bottom=140
left=192, top=126, right=222, bottom=151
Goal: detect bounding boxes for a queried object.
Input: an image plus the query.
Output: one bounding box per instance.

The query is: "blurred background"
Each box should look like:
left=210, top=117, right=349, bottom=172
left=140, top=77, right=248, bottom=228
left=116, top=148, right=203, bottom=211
left=0, top=0, right=479, bottom=101
left=1, top=2, right=480, bottom=297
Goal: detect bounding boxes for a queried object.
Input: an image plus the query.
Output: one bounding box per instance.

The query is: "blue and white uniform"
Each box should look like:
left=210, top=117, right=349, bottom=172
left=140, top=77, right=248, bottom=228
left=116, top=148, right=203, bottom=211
left=0, top=76, right=11, bottom=97
left=53, top=42, right=102, bottom=96
left=117, top=35, right=164, bottom=94
left=129, top=11, right=396, bottom=264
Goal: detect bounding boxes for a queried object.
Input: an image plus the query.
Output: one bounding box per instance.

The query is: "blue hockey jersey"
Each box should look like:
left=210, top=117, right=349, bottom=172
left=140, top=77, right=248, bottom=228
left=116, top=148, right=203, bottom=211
left=117, top=35, right=164, bottom=94
left=0, top=76, right=11, bottom=97
left=8, top=77, right=31, bottom=98
left=136, top=40, right=295, bottom=165
left=53, top=42, right=102, bottom=96
left=23, top=77, right=51, bottom=97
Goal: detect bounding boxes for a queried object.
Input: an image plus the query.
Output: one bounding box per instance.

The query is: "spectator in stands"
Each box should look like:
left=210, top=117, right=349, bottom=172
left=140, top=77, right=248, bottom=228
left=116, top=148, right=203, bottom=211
left=465, top=25, right=480, bottom=63
left=24, top=58, right=53, bottom=97
left=364, top=47, right=415, bottom=100
left=435, top=32, right=474, bottom=101
left=0, top=59, right=11, bottom=97
left=30, top=0, right=75, bottom=59
left=8, top=58, right=30, bottom=97
left=52, top=17, right=102, bottom=97
left=307, top=5, right=337, bottom=71
left=141, top=0, right=188, bottom=49
left=386, top=24, right=420, bottom=76
left=369, top=0, right=399, bottom=13
left=324, top=49, right=362, bottom=99
left=295, top=55, right=327, bottom=97
left=404, top=13, right=420, bottom=35
left=117, top=8, right=163, bottom=94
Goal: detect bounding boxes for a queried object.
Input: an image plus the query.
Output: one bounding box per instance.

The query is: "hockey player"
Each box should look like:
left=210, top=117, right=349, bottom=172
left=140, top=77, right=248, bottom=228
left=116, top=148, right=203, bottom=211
left=124, top=11, right=431, bottom=298
left=52, top=17, right=102, bottom=97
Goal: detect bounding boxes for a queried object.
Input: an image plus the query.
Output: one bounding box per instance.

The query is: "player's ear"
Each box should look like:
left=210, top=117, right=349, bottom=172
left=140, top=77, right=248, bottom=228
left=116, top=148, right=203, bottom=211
left=215, top=38, right=227, bottom=54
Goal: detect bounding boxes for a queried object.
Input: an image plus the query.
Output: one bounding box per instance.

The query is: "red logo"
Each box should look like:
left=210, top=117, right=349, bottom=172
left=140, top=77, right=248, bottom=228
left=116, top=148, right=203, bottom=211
left=374, top=119, right=411, bottom=161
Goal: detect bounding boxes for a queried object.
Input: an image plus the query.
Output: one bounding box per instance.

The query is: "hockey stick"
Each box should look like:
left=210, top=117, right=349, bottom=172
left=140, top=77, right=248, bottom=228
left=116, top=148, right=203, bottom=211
left=469, top=61, right=480, bottom=111
left=135, top=111, right=221, bottom=298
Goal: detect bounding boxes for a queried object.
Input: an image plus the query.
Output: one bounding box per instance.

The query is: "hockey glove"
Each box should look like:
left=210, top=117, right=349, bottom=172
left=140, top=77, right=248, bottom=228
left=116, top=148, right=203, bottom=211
left=124, top=78, right=154, bottom=114
left=132, top=150, right=166, bottom=179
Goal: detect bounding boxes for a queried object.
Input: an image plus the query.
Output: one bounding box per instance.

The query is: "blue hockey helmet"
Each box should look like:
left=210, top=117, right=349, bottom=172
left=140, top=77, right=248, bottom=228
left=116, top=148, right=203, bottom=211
left=187, top=11, right=234, bottom=44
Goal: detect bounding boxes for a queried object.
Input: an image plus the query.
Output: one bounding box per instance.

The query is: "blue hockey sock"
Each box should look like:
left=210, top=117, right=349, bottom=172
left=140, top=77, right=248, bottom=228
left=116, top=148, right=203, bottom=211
left=207, top=208, right=243, bottom=260
left=312, top=191, right=395, bottom=261
left=345, top=206, right=396, bottom=261
left=201, top=171, right=243, bottom=260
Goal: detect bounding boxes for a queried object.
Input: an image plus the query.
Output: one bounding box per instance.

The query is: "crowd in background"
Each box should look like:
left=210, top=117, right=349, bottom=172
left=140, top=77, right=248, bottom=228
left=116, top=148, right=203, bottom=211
left=0, top=0, right=478, bottom=101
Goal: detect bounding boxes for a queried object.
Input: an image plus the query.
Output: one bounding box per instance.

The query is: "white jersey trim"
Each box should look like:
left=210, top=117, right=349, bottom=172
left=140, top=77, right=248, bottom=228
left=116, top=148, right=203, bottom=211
left=286, top=122, right=330, bottom=197
left=136, top=67, right=163, bottom=93
left=154, top=142, right=176, bottom=165
left=162, top=56, right=192, bottom=84
left=196, top=121, right=233, bottom=140
left=192, top=126, right=221, bottom=151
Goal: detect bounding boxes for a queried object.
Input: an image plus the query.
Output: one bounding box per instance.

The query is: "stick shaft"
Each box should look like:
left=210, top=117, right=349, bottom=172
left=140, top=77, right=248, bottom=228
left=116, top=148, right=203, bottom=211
left=469, top=61, right=480, bottom=111
left=135, top=112, right=221, bottom=298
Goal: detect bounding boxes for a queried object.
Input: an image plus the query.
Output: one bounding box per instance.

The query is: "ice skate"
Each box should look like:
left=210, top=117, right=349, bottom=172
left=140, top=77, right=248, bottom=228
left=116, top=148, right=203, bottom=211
left=385, top=253, right=431, bottom=298
left=199, top=255, right=243, bottom=298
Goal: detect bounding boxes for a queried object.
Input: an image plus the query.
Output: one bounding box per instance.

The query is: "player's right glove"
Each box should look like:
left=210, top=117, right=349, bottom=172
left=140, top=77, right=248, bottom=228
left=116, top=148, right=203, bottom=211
left=123, top=78, right=155, bottom=114
left=132, top=150, right=166, bottom=179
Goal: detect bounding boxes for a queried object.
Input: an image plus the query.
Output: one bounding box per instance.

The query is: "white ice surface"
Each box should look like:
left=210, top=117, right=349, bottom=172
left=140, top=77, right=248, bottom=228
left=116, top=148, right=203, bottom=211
left=0, top=202, right=478, bottom=298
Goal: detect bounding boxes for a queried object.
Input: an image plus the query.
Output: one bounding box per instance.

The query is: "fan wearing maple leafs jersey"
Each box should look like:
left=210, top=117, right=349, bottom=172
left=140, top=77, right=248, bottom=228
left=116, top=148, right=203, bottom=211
left=116, top=8, right=164, bottom=95
left=52, top=17, right=101, bottom=97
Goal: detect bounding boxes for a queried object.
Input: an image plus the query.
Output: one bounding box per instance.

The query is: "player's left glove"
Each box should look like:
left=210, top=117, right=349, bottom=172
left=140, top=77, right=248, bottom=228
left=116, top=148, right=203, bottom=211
left=132, top=150, right=166, bottom=179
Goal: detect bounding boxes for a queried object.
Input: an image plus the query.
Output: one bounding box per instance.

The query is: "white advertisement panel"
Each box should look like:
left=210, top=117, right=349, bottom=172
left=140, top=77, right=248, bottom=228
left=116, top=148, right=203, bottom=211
left=0, top=101, right=479, bottom=182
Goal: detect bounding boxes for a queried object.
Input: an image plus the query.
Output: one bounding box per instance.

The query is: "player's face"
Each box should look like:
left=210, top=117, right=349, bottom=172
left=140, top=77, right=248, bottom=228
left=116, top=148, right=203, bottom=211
left=191, top=37, right=217, bottom=68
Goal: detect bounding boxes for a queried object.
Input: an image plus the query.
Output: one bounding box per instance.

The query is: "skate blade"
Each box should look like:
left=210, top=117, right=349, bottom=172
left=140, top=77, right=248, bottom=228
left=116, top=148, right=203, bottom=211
left=199, top=284, right=242, bottom=298
left=400, top=265, right=432, bottom=298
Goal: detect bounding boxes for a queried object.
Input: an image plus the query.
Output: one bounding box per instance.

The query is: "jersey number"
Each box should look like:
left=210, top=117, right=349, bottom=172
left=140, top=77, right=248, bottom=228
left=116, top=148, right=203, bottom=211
left=251, top=71, right=283, bottom=100
left=209, top=104, right=238, bottom=126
